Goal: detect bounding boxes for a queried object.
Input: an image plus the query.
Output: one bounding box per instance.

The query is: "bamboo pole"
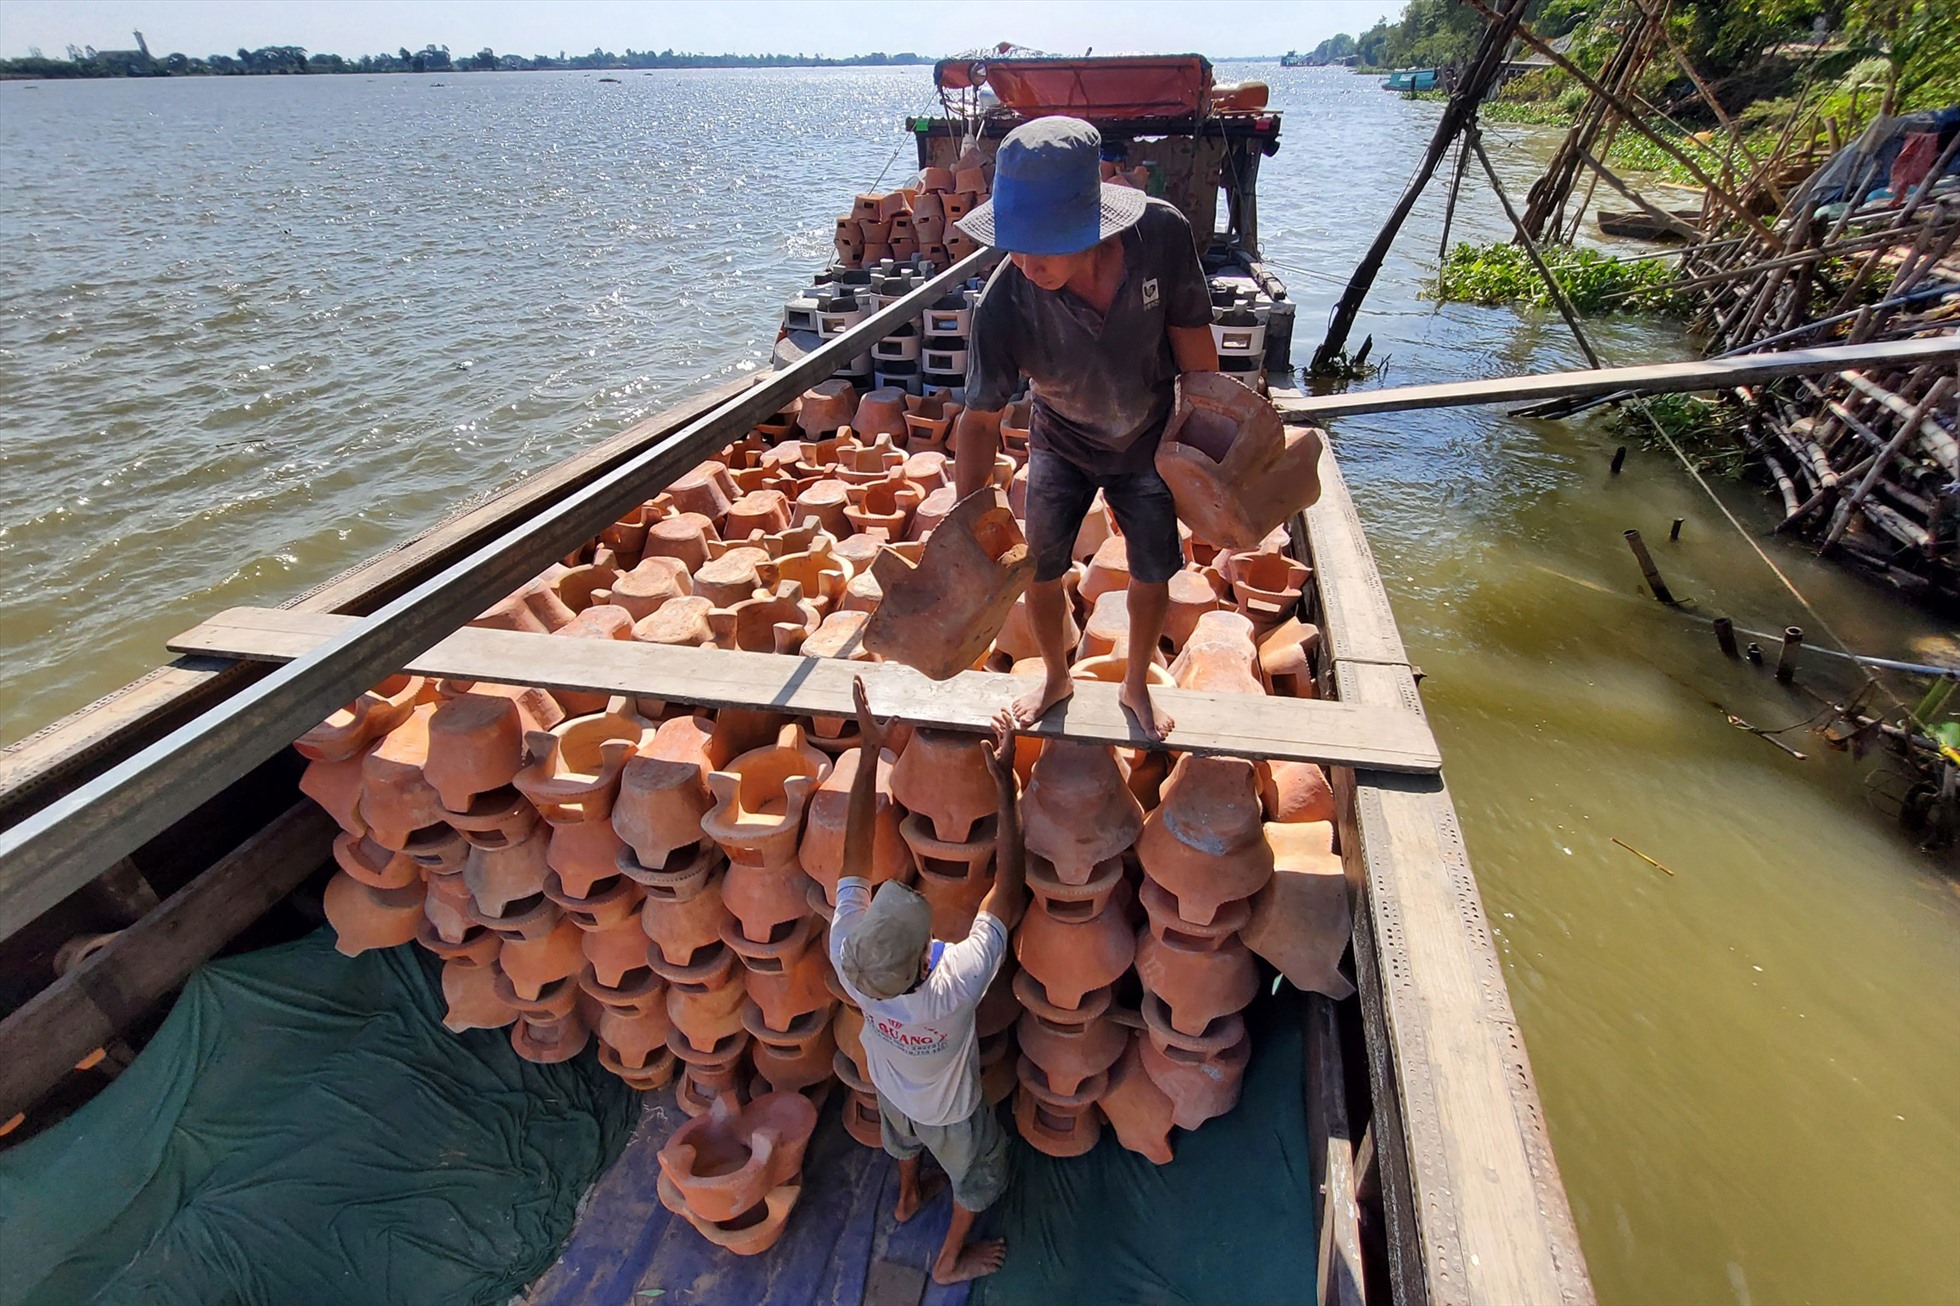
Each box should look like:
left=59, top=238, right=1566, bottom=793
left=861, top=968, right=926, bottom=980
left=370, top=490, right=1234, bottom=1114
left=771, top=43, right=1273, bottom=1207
left=1467, top=129, right=1605, bottom=369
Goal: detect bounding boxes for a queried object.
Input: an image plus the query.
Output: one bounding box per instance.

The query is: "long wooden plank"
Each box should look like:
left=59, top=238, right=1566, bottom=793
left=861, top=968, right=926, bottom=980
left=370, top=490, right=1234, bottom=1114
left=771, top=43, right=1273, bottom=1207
left=1306, top=992, right=1368, bottom=1306
left=1273, top=336, right=1959, bottom=421
left=0, top=250, right=997, bottom=941
left=0, top=802, right=334, bottom=1122
left=166, top=606, right=1444, bottom=772
left=0, top=376, right=751, bottom=830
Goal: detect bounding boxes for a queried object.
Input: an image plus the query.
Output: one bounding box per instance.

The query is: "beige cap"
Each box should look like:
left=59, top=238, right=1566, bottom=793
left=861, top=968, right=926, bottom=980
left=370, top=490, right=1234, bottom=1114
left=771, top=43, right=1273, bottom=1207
left=840, top=881, right=932, bottom=1000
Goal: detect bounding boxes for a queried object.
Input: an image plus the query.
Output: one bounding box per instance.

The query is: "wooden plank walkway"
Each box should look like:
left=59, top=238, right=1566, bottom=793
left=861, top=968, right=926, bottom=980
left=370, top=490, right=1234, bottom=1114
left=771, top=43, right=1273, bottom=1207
left=167, top=607, right=1444, bottom=773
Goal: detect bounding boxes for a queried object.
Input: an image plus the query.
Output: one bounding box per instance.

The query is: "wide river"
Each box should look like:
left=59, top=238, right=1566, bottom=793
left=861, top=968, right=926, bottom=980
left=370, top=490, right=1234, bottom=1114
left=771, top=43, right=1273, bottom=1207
left=3, top=65, right=1955, bottom=1303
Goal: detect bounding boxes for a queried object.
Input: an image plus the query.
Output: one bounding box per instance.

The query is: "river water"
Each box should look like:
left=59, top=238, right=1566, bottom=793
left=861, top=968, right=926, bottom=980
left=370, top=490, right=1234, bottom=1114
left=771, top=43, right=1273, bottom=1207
left=3, top=64, right=1956, bottom=1303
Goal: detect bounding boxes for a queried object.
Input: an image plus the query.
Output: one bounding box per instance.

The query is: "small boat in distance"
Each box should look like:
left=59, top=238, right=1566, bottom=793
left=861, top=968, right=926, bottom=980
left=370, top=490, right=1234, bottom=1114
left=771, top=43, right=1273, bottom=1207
left=1280, top=51, right=1310, bottom=67
left=1381, top=67, right=1440, bottom=91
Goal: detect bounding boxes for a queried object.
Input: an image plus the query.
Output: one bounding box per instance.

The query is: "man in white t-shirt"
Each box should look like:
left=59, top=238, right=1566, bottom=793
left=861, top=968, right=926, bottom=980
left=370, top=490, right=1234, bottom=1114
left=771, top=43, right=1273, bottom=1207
left=830, top=679, right=1028, bottom=1286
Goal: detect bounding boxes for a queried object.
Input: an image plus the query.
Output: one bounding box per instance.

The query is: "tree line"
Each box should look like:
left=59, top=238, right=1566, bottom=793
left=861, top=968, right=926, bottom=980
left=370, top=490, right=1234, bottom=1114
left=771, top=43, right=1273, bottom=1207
left=0, top=44, right=933, bottom=79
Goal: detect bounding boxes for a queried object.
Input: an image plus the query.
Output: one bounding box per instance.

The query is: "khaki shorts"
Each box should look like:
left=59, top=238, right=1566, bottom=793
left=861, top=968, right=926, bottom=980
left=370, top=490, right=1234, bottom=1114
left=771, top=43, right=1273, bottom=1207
left=877, top=1095, right=1010, bottom=1213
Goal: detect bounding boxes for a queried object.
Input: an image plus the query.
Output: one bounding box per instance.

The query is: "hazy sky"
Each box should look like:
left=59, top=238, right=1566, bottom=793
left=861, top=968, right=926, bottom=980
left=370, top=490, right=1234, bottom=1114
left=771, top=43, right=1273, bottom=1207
left=0, top=0, right=1400, bottom=60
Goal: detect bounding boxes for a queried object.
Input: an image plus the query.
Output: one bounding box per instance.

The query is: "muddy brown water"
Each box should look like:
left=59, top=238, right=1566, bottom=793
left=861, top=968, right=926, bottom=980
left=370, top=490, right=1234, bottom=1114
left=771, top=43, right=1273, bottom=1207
left=3, top=64, right=1956, bottom=1303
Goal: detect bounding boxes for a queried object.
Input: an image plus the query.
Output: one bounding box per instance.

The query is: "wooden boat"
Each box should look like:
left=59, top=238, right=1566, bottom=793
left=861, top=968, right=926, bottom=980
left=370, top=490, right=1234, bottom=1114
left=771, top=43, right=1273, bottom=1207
left=1596, top=206, right=1701, bottom=240
left=1381, top=68, right=1441, bottom=92
left=0, top=52, right=1608, bottom=1305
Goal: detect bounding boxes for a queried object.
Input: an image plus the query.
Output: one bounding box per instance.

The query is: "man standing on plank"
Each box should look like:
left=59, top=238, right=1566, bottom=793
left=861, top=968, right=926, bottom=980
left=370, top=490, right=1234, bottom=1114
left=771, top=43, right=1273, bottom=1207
left=830, top=678, right=1028, bottom=1285
left=953, top=115, right=1219, bottom=740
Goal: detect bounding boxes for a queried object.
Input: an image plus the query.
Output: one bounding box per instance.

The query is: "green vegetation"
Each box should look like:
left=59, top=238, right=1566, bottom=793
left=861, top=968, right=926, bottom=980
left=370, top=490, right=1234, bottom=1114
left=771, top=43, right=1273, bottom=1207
left=1615, top=393, right=1751, bottom=474
left=0, top=44, right=932, bottom=79
left=1435, top=241, right=1688, bottom=314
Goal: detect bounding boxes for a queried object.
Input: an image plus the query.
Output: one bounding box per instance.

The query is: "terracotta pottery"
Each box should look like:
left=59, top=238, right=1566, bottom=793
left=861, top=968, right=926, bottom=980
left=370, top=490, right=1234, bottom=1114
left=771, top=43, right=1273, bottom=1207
left=1069, top=654, right=1173, bottom=689
left=863, top=489, right=1031, bottom=682
left=422, top=867, right=481, bottom=947
left=599, top=556, right=693, bottom=621
left=889, top=727, right=998, bottom=843
left=300, top=748, right=371, bottom=836
left=708, top=582, right=821, bottom=654
left=543, top=814, right=631, bottom=899
left=420, top=690, right=525, bottom=814
left=668, top=461, right=736, bottom=524
left=797, top=747, right=911, bottom=903
left=576, top=904, right=662, bottom=990
left=640, top=857, right=734, bottom=968
left=1138, top=1000, right=1252, bottom=1130
left=615, top=754, right=712, bottom=874
left=634, top=595, right=717, bottom=649
left=991, top=589, right=1080, bottom=665
left=749, top=1010, right=837, bottom=1093
left=667, top=957, right=750, bottom=1055
left=724, top=488, right=793, bottom=541
left=720, top=863, right=816, bottom=949
left=1069, top=492, right=1114, bottom=563
left=497, top=915, right=587, bottom=1001
left=833, top=1083, right=881, bottom=1148
left=705, top=708, right=789, bottom=772
left=1135, top=755, right=1274, bottom=926
left=733, top=926, right=835, bottom=1032
left=599, top=502, right=657, bottom=564
left=772, top=548, right=850, bottom=615
left=1077, top=589, right=1135, bottom=661
left=511, top=1006, right=593, bottom=1064
left=906, top=484, right=957, bottom=541
left=1135, top=878, right=1258, bottom=1037
left=324, top=872, right=424, bottom=956
left=1243, top=821, right=1354, bottom=998
left=1078, top=535, right=1132, bottom=608
left=979, top=1031, right=1017, bottom=1106
left=601, top=1042, right=679, bottom=1090
left=657, top=1172, right=802, bottom=1257
left=643, top=512, right=721, bottom=572
left=1158, top=569, right=1224, bottom=654
left=999, top=398, right=1032, bottom=455
left=660, top=1089, right=818, bottom=1224
left=900, top=449, right=951, bottom=493
left=333, top=830, right=420, bottom=890
left=1170, top=609, right=1265, bottom=696
left=445, top=784, right=541, bottom=851
left=442, top=956, right=517, bottom=1032
left=544, top=866, right=642, bottom=932
left=1020, top=743, right=1143, bottom=885
left=831, top=1002, right=869, bottom=1082
left=842, top=477, right=921, bottom=538
left=692, top=546, right=774, bottom=610
left=597, top=1003, right=676, bottom=1069
left=1015, top=856, right=1136, bottom=1009
left=1258, top=617, right=1322, bottom=698
left=788, top=479, right=851, bottom=537
left=297, top=674, right=426, bottom=762
left=358, top=703, right=444, bottom=849
left=462, top=829, right=553, bottom=919
left=898, top=812, right=994, bottom=941
left=902, top=394, right=962, bottom=451
left=845, top=388, right=906, bottom=442
left=674, top=1034, right=754, bottom=1116
left=1014, top=1059, right=1104, bottom=1158
left=1014, top=985, right=1126, bottom=1098
left=798, top=379, right=858, bottom=437
left=1258, top=760, right=1335, bottom=824
left=552, top=564, right=621, bottom=616
left=513, top=707, right=649, bottom=826
left=701, top=722, right=830, bottom=875
left=1099, top=1036, right=1176, bottom=1163
left=1155, top=373, right=1324, bottom=552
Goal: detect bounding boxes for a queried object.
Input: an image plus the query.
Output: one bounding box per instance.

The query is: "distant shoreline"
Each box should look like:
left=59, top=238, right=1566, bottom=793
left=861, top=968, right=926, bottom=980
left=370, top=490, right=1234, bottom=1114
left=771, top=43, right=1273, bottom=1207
left=0, top=48, right=937, bottom=81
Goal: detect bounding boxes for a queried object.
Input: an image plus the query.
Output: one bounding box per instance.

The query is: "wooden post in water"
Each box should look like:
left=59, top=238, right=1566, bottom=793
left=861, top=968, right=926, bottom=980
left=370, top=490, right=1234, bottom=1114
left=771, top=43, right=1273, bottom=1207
left=1610, top=446, right=1627, bottom=474
left=1713, top=616, right=1738, bottom=657
left=1777, top=626, right=1804, bottom=683
left=1623, top=529, right=1676, bottom=603
left=1670, top=517, right=1685, bottom=541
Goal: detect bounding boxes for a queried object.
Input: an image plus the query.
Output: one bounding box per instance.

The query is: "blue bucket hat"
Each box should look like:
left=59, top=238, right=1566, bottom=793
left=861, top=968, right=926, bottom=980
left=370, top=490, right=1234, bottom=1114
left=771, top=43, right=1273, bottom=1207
left=956, top=117, right=1148, bottom=256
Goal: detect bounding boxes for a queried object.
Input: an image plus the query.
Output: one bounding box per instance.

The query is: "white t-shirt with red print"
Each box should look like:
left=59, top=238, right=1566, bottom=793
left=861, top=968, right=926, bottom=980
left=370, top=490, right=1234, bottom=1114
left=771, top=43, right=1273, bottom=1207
left=830, top=877, right=1009, bottom=1127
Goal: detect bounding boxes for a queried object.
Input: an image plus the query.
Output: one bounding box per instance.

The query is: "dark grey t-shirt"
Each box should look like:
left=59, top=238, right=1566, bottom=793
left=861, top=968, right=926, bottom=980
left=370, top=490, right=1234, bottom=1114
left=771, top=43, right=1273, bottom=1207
left=965, top=197, right=1212, bottom=476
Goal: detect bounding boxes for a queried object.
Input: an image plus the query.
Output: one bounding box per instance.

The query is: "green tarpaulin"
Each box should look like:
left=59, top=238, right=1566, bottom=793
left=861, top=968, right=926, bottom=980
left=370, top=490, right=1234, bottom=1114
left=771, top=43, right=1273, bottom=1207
left=0, top=929, right=634, bottom=1306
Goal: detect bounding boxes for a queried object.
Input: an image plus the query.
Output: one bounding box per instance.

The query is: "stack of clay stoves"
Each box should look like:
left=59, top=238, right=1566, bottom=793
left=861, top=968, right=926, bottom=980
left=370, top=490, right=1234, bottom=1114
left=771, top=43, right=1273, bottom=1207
left=301, top=318, right=1351, bottom=1251
left=656, top=1089, right=819, bottom=1255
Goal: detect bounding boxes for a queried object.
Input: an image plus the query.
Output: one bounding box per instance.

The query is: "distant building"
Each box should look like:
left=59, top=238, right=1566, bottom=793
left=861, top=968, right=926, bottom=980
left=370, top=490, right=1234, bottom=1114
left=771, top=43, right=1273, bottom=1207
left=90, top=30, right=153, bottom=74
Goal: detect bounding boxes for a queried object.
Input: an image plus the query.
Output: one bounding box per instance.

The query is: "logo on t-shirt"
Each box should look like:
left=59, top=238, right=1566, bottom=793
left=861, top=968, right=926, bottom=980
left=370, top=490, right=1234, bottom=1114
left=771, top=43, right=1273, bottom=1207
left=1141, top=277, right=1161, bottom=307
left=871, top=1015, right=950, bottom=1055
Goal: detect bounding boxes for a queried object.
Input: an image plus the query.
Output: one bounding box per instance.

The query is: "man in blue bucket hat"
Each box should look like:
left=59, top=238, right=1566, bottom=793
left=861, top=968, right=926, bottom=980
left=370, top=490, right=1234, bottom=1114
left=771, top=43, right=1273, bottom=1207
left=953, top=116, right=1218, bottom=741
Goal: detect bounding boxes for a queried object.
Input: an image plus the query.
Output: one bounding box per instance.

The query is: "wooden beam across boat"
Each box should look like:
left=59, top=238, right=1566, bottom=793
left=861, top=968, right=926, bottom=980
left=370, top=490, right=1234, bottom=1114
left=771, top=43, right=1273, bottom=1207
left=166, top=607, right=1444, bottom=773
left=0, top=249, right=998, bottom=942
left=1274, top=335, right=1960, bottom=421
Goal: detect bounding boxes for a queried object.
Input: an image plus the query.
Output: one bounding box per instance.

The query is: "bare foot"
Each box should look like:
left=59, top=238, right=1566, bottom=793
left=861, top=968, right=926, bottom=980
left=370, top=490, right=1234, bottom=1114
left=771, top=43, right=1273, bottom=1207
left=1007, top=671, right=1074, bottom=728
left=932, top=1238, right=1008, bottom=1284
left=893, top=1172, right=945, bottom=1224
left=1118, top=679, right=1174, bottom=742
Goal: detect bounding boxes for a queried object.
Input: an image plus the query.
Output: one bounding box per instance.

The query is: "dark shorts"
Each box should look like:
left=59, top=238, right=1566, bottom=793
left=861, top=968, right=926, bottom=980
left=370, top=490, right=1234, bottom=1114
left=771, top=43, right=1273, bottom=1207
left=1024, top=446, right=1182, bottom=585
left=878, top=1094, right=1011, bottom=1212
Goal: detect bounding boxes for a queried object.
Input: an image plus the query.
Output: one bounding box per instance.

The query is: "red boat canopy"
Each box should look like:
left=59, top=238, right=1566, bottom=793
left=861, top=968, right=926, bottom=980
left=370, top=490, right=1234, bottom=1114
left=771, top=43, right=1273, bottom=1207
left=934, top=55, right=1215, bottom=119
